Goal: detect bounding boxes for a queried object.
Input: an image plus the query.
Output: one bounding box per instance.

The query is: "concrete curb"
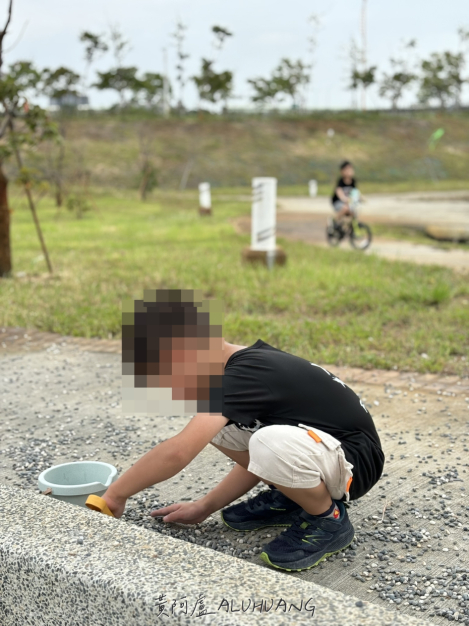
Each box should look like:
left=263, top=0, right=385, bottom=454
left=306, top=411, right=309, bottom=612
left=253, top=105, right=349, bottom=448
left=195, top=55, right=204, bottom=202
left=0, top=485, right=434, bottom=626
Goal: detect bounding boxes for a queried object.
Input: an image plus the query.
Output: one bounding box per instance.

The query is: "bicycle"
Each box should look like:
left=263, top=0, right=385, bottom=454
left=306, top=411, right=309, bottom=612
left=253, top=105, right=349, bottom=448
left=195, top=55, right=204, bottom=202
left=326, top=190, right=372, bottom=251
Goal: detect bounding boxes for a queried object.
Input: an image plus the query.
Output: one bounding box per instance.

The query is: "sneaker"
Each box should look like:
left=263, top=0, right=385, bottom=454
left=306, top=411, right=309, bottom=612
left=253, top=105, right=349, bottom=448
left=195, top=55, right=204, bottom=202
left=260, top=500, right=355, bottom=571
left=221, top=487, right=302, bottom=532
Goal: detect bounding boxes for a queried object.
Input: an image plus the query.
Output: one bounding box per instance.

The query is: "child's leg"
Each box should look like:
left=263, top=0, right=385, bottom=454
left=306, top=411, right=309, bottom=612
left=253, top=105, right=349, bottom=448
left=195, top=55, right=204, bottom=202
left=268, top=480, right=333, bottom=517
left=210, top=427, right=303, bottom=531
left=248, top=425, right=355, bottom=571
left=212, top=440, right=334, bottom=515
left=211, top=442, right=250, bottom=469
left=247, top=424, right=354, bottom=509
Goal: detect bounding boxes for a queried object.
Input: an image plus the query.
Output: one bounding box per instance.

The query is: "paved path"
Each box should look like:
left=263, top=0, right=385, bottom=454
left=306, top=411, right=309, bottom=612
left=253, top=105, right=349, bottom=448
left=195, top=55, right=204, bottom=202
left=277, top=191, right=469, bottom=228
left=234, top=201, right=469, bottom=271
left=365, top=240, right=469, bottom=270
left=1, top=329, right=469, bottom=624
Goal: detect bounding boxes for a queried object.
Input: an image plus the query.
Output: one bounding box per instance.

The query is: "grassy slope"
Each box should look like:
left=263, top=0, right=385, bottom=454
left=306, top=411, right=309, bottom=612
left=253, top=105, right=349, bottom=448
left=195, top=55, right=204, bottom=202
left=19, top=110, right=469, bottom=193
left=2, top=189, right=468, bottom=376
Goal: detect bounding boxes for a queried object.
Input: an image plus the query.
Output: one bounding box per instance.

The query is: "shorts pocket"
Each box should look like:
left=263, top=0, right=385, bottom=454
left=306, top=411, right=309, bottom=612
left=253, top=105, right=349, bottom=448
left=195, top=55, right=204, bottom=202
left=298, top=425, right=341, bottom=452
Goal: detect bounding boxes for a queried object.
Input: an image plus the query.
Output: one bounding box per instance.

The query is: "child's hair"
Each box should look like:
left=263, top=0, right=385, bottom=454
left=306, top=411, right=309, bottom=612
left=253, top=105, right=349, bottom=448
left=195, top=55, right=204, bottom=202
left=122, top=289, right=223, bottom=388
left=340, top=160, right=352, bottom=170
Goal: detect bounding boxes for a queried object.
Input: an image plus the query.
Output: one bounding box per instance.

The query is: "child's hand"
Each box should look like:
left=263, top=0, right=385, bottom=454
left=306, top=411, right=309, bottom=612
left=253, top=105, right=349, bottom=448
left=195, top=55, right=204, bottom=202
left=150, top=500, right=210, bottom=525
left=101, top=491, right=127, bottom=518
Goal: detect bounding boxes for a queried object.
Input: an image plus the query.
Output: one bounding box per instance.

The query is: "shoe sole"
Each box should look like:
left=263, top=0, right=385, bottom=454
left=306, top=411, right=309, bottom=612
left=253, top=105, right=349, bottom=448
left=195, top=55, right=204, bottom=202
left=259, top=535, right=355, bottom=572
left=220, top=511, right=298, bottom=532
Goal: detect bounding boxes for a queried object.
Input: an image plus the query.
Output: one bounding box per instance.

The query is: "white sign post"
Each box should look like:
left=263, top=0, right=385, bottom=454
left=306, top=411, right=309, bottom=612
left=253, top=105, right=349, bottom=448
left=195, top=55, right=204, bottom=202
left=251, top=177, right=276, bottom=250
left=308, top=179, right=318, bottom=197
left=198, top=182, right=212, bottom=215
left=243, top=177, right=286, bottom=269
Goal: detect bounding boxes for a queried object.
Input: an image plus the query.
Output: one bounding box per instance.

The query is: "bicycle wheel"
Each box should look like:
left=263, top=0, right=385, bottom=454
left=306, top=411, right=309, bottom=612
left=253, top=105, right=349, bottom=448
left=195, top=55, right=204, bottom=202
left=326, top=224, right=342, bottom=247
left=350, top=222, right=372, bottom=250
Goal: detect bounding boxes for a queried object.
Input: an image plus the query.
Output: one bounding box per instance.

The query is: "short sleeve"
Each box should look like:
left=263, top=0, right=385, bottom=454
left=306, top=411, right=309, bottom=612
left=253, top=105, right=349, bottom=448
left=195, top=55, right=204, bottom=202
left=221, top=366, right=272, bottom=426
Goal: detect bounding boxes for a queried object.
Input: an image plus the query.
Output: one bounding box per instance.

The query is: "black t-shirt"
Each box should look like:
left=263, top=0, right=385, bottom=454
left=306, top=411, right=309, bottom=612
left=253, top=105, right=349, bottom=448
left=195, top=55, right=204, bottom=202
left=219, top=340, right=384, bottom=500
left=331, top=177, right=357, bottom=204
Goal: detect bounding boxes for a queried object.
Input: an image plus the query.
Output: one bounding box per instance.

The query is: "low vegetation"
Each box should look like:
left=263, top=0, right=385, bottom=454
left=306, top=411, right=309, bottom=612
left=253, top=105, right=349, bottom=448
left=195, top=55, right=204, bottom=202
left=1, top=188, right=468, bottom=376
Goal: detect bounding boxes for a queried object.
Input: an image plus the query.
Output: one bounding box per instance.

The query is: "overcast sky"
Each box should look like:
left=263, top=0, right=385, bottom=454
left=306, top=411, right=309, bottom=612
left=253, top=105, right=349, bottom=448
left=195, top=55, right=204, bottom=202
left=4, top=0, right=469, bottom=110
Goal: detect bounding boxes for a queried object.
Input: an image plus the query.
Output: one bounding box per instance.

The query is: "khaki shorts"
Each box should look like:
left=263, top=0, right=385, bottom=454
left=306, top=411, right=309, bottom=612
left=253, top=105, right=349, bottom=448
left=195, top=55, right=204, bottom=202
left=211, top=423, right=354, bottom=501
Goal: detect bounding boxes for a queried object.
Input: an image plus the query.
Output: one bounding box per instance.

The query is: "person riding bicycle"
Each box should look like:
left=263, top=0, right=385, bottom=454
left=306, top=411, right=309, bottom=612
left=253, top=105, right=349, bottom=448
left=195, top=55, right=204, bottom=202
left=331, top=160, right=360, bottom=224
left=326, top=162, right=372, bottom=249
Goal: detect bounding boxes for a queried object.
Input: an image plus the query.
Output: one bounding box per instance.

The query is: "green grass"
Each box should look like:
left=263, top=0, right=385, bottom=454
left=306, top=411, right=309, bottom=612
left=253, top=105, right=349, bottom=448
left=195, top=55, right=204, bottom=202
left=1, top=189, right=468, bottom=376
left=25, top=110, right=469, bottom=192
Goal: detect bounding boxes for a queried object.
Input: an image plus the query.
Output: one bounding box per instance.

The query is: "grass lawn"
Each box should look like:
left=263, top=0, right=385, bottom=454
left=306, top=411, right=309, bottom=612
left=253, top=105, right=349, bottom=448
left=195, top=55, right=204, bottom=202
left=1, top=189, right=468, bottom=376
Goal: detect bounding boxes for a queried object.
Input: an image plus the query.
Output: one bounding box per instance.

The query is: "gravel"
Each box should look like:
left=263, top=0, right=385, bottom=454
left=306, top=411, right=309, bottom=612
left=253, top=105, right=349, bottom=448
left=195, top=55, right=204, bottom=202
left=1, top=347, right=469, bottom=625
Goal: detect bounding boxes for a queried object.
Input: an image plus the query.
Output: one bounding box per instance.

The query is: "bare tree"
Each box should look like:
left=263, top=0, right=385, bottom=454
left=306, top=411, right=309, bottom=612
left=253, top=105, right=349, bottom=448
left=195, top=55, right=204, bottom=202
left=38, top=129, right=67, bottom=208
left=379, top=40, right=417, bottom=109
left=137, top=124, right=158, bottom=201
left=306, top=13, right=322, bottom=110
left=360, top=0, right=368, bottom=110
left=347, top=38, right=361, bottom=109
left=79, top=31, right=108, bottom=94
left=211, top=25, right=232, bottom=62
left=171, top=20, right=189, bottom=111
left=161, top=47, right=170, bottom=116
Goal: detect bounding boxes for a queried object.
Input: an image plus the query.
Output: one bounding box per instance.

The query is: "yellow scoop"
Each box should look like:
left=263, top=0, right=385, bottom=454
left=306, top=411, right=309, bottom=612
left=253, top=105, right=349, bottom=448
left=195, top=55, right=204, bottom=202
left=85, top=494, right=115, bottom=517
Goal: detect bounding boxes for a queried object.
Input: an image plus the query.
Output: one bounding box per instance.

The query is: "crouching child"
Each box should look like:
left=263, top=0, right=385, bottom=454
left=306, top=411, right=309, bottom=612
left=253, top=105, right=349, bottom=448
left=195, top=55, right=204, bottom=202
left=98, top=289, right=384, bottom=572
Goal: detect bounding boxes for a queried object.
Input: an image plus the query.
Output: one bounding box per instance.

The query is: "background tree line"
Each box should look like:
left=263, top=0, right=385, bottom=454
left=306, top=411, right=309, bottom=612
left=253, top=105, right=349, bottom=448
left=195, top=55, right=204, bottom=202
left=2, top=20, right=469, bottom=116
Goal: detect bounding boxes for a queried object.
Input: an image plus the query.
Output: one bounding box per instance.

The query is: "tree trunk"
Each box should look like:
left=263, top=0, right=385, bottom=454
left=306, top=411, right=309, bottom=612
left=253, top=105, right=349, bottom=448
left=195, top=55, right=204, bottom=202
left=54, top=138, right=65, bottom=207
left=139, top=162, right=152, bottom=201
left=0, top=161, right=12, bottom=277
left=55, top=184, right=63, bottom=207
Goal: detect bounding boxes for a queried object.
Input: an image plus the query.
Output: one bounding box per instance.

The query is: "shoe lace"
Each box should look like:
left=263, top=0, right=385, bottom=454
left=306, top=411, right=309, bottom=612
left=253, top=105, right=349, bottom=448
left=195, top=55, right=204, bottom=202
left=245, top=489, right=277, bottom=513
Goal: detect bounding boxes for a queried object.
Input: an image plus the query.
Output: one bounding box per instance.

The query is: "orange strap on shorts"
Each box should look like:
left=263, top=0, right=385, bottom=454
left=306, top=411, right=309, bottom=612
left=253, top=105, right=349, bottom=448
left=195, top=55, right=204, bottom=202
left=307, top=430, right=322, bottom=443
left=307, top=430, right=353, bottom=494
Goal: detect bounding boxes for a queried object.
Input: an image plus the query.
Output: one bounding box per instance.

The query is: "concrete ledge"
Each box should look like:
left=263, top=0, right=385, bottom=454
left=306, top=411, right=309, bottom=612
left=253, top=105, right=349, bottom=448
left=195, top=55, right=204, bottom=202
left=0, top=485, right=434, bottom=626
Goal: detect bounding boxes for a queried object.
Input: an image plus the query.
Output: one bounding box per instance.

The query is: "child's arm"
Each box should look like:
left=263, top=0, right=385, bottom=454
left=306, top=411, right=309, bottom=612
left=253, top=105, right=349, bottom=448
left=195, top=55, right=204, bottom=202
left=335, top=187, right=350, bottom=204
left=102, top=413, right=228, bottom=517
left=151, top=463, right=260, bottom=524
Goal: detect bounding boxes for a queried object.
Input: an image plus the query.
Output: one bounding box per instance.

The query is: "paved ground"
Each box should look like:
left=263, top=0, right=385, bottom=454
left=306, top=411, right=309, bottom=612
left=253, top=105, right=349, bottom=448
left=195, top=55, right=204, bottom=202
left=277, top=191, right=469, bottom=228
left=234, top=210, right=469, bottom=271
left=1, top=329, right=469, bottom=624
left=274, top=191, right=469, bottom=271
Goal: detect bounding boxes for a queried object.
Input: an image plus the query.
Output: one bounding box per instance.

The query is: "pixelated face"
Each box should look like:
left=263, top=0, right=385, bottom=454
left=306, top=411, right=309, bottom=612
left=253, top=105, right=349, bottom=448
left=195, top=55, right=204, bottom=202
left=149, top=335, right=224, bottom=400
left=341, top=165, right=354, bottom=179
left=122, top=288, right=225, bottom=415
